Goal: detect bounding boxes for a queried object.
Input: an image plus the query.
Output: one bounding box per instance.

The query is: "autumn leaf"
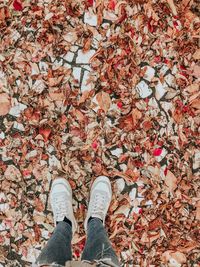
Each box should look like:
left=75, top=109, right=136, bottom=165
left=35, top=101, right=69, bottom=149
left=0, top=93, right=11, bottom=116
left=131, top=108, right=142, bottom=127
left=39, top=127, right=51, bottom=142
left=96, top=91, right=111, bottom=113
left=165, top=170, right=177, bottom=192
left=13, top=0, right=23, bottom=11
left=153, top=148, right=162, bottom=156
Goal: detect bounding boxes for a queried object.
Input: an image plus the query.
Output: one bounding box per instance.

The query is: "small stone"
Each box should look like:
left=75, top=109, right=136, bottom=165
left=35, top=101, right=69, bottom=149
left=116, top=178, right=125, bottom=194
left=129, top=188, right=137, bottom=203
left=119, top=164, right=127, bottom=172
left=13, top=122, right=25, bottom=131
left=63, top=51, right=74, bottom=62
left=81, top=71, right=93, bottom=92
left=110, top=148, right=123, bottom=157
left=73, top=67, right=81, bottom=82
left=76, top=50, right=96, bottom=64
left=143, top=66, right=155, bottom=81
left=49, top=155, right=61, bottom=168
left=160, top=65, right=169, bottom=76
left=26, top=150, right=37, bottom=160
left=84, top=11, right=97, bottom=26
left=165, top=74, right=175, bottom=86
left=0, top=132, right=5, bottom=139
left=70, top=45, right=79, bottom=52
left=193, top=151, right=200, bottom=170
left=9, top=103, right=27, bottom=117
left=136, top=81, right=152, bottom=98
left=155, top=80, right=167, bottom=100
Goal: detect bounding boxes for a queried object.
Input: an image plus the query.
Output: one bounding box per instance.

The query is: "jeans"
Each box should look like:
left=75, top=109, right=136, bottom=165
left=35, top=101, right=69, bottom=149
left=36, top=218, right=120, bottom=267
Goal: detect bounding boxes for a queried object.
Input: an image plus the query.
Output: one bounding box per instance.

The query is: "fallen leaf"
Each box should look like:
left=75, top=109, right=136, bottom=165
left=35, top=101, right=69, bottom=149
left=39, top=127, right=51, bottom=142
left=0, top=93, right=11, bottom=116
left=193, top=49, right=200, bottom=60
left=13, top=0, right=23, bottom=11
left=96, top=91, right=111, bottom=113
left=131, top=108, right=142, bottom=127
left=165, top=170, right=177, bottom=192
left=166, top=0, right=177, bottom=15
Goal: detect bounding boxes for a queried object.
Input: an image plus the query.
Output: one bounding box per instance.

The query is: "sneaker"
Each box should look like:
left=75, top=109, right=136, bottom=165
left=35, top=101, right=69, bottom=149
left=50, top=178, right=77, bottom=234
left=84, top=176, right=112, bottom=231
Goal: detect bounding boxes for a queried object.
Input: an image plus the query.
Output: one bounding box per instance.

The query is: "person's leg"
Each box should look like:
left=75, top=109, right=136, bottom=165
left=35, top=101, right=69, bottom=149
left=36, top=220, right=72, bottom=266
left=82, top=176, right=121, bottom=266
left=35, top=178, right=77, bottom=266
left=82, top=217, right=120, bottom=266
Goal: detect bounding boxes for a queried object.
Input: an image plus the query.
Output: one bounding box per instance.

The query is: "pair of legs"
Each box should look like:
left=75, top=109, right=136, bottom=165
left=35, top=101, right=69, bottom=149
left=36, top=176, right=121, bottom=267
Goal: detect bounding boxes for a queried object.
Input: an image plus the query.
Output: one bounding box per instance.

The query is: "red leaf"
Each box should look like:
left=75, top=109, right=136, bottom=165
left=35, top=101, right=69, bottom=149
left=87, top=0, right=93, bottom=7
left=108, top=0, right=116, bottom=10
left=139, top=208, right=143, bottom=214
left=164, top=167, right=168, bottom=176
left=117, top=101, right=123, bottom=109
left=153, top=148, right=162, bottom=156
left=39, top=128, right=51, bottom=142
left=92, top=140, right=98, bottom=149
left=13, top=0, right=23, bottom=11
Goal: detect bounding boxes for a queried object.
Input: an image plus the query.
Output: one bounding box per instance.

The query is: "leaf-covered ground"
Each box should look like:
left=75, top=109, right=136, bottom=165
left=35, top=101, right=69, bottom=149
left=0, top=0, right=200, bottom=266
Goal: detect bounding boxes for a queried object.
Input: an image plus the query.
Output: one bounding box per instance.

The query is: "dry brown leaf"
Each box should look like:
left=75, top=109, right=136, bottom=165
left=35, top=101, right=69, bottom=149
left=96, top=91, right=111, bottom=113
left=0, top=93, right=11, bottom=116
left=131, top=108, right=142, bottom=127
left=190, top=99, right=200, bottom=110
left=166, top=0, right=177, bottom=15
left=196, top=200, right=200, bottom=220
left=165, top=170, right=177, bottom=192
left=49, top=90, right=65, bottom=101
left=184, top=83, right=199, bottom=93
left=193, top=49, right=200, bottom=60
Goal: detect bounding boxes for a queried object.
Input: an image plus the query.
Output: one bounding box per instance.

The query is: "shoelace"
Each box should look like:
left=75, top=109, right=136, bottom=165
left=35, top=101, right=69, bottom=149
left=92, top=192, right=106, bottom=217
left=53, top=195, right=69, bottom=219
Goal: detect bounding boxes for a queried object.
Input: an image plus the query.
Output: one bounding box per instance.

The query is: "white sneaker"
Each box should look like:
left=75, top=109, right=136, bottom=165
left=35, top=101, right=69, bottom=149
left=50, top=178, right=77, bottom=234
left=84, top=176, right=112, bottom=231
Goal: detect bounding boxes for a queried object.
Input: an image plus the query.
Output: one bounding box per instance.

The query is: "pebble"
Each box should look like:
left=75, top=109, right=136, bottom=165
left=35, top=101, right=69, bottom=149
left=73, top=67, right=81, bottom=82
left=76, top=50, right=96, bottom=64
left=13, top=122, right=25, bottom=131
left=116, top=178, right=125, bottom=194
left=63, top=51, right=74, bottom=62
left=136, top=81, right=152, bottom=98
left=84, top=11, right=97, bottom=26
left=9, top=103, right=27, bottom=117
left=81, top=70, right=92, bottom=92
left=155, top=80, right=167, bottom=100
left=143, top=66, right=155, bottom=81
left=110, top=148, right=123, bottom=157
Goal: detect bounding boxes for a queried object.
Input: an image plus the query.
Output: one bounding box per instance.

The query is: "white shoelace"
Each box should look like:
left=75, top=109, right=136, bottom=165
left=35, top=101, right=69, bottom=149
left=53, top=195, right=69, bottom=220
left=91, top=192, right=106, bottom=217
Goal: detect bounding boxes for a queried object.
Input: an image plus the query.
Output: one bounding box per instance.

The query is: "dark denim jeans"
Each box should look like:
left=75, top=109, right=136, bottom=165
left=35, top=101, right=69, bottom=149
left=36, top=218, right=120, bottom=267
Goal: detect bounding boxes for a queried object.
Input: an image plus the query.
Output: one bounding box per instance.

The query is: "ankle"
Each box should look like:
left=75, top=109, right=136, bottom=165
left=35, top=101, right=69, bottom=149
left=88, top=216, right=103, bottom=224
left=56, top=216, right=72, bottom=227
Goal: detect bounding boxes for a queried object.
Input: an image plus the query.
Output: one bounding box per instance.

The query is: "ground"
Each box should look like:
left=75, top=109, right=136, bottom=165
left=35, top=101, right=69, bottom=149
left=0, top=0, right=200, bottom=266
